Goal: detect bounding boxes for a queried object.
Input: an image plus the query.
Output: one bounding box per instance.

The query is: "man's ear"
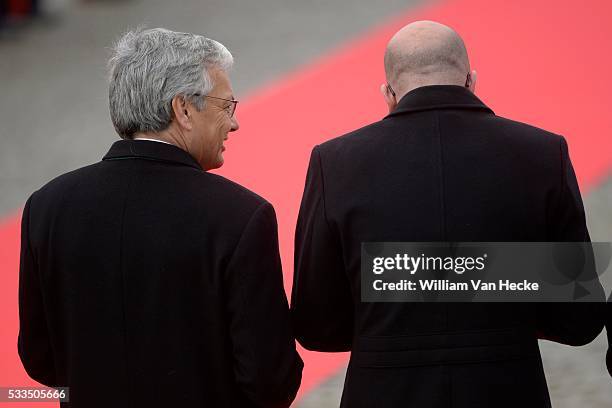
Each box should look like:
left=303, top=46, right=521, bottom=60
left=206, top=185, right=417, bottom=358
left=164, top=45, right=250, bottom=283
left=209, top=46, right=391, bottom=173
left=171, top=95, right=193, bottom=131
left=380, top=83, right=397, bottom=114
left=467, top=70, right=478, bottom=93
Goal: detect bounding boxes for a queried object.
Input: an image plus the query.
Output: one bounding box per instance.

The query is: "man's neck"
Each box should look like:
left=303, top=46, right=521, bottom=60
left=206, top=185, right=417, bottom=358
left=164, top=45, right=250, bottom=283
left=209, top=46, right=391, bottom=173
left=133, top=127, right=189, bottom=151
left=133, top=137, right=173, bottom=145
left=394, top=79, right=470, bottom=101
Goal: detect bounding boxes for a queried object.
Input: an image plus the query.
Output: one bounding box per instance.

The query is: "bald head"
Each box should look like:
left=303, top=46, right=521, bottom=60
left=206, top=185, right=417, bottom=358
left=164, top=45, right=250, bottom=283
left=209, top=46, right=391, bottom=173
left=384, top=21, right=471, bottom=98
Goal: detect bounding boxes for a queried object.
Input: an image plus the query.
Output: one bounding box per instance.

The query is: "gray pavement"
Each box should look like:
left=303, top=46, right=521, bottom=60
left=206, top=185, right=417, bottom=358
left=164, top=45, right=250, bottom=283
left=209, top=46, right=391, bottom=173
left=539, top=176, right=612, bottom=408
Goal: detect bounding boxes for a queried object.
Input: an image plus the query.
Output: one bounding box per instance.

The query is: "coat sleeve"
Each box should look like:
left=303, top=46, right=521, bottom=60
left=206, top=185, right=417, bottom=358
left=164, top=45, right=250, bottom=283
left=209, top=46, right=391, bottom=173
left=225, top=201, right=303, bottom=408
left=291, top=146, right=354, bottom=352
left=536, top=136, right=606, bottom=346
left=607, top=292, right=612, bottom=377
left=18, top=194, right=57, bottom=386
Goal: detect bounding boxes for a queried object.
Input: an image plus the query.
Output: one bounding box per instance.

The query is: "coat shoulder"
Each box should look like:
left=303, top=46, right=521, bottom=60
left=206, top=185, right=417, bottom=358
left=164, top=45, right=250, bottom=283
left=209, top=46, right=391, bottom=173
left=198, top=171, right=270, bottom=208
left=31, top=162, right=103, bottom=202
left=29, top=161, right=270, bottom=225
left=318, top=120, right=387, bottom=153
left=487, top=115, right=564, bottom=146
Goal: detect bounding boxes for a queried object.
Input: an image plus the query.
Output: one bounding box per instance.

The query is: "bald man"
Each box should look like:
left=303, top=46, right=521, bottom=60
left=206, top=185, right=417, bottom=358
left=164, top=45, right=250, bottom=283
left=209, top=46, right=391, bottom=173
left=292, top=21, right=605, bottom=407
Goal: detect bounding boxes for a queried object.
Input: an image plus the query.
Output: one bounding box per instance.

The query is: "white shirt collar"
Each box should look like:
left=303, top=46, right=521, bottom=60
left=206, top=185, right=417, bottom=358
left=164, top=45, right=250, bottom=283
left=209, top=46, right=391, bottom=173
left=133, top=137, right=173, bottom=146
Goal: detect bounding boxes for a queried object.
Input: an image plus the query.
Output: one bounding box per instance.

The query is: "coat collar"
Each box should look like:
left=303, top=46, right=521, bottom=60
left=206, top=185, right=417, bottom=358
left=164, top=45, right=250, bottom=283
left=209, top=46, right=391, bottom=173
left=385, top=85, right=494, bottom=118
left=102, top=139, right=202, bottom=170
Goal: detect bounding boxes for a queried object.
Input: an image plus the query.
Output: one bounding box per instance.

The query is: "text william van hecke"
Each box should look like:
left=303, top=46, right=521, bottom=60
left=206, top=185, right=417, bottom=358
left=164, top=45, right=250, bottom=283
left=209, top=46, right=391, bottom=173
left=373, top=279, right=539, bottom=291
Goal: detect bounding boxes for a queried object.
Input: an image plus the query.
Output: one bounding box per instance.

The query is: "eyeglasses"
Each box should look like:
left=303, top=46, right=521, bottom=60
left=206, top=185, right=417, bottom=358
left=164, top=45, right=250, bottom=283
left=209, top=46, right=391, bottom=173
left=194, top=94, right=239, bottom=118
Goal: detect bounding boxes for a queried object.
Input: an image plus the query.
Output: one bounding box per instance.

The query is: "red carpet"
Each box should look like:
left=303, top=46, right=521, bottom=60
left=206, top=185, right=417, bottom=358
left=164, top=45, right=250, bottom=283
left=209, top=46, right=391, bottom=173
left=1, top=0, right=611, bottom=405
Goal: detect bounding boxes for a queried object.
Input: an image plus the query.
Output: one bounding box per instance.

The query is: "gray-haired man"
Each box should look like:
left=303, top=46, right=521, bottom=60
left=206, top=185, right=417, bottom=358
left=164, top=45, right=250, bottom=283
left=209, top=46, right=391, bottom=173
left=18, top=28, right=303, bottom=408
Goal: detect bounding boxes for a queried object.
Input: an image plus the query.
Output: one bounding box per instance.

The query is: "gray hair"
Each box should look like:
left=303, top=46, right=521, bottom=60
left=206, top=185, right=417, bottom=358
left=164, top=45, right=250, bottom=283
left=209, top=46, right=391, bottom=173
left=108, top=27, right=233, bottom=139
